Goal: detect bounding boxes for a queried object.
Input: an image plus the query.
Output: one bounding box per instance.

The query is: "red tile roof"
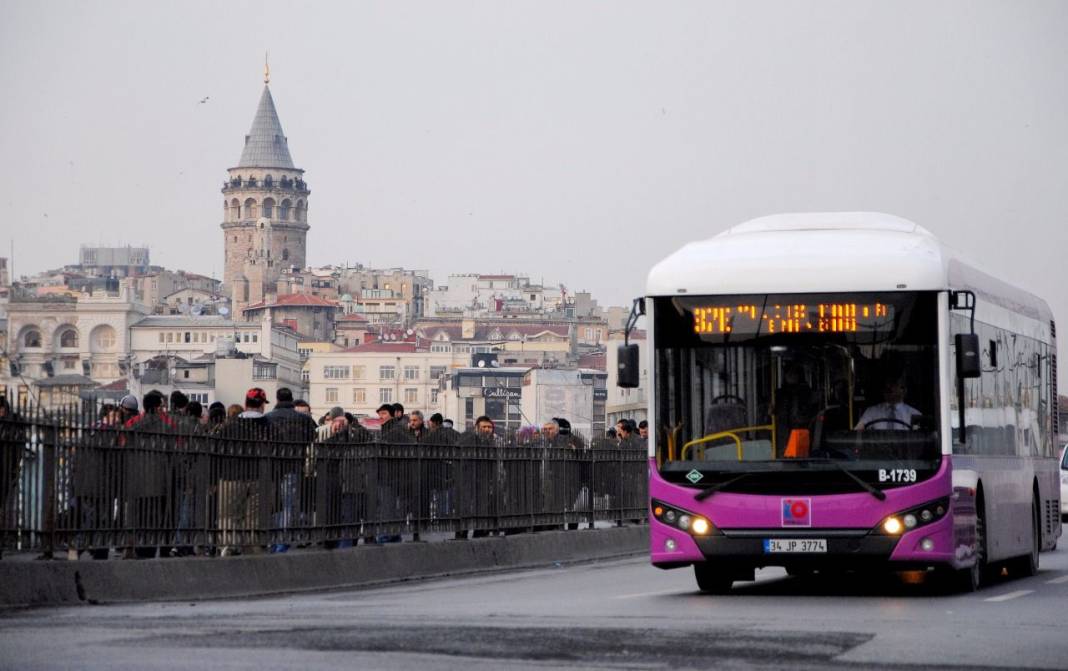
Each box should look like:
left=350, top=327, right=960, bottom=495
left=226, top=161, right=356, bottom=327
left=337, top=313, right=370, bottom=322
left=244, top=293, right=339, bottom=311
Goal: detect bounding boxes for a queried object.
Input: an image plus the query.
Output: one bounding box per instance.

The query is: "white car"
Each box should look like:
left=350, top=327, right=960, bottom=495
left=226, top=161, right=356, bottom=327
left=1062, top=444, right=1068, bottom=518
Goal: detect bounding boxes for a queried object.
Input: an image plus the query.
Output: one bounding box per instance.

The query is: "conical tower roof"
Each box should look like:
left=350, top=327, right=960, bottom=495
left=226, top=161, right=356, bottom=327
left=237, top=85, right=295, bottom=169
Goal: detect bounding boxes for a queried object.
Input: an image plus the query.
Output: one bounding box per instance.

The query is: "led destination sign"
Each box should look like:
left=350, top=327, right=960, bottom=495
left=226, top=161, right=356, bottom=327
left=692, top=302, right=894, bottom=336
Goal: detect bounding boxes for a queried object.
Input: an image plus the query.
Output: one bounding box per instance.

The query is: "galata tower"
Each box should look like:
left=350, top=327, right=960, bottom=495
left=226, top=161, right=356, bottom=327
left=221, top=63, right=310, bottom=318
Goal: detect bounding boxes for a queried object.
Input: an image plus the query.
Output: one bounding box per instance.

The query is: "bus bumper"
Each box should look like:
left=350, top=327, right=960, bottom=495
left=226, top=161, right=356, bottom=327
left=653, top=513, right=956, bottom=570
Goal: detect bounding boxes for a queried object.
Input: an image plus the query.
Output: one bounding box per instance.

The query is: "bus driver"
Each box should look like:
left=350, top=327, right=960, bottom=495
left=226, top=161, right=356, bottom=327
left=855, top=376, right=921, bottom=430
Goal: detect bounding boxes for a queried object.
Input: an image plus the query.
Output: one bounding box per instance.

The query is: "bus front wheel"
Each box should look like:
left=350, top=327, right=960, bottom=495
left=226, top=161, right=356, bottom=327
left=694, top=563, right=734, bottom=594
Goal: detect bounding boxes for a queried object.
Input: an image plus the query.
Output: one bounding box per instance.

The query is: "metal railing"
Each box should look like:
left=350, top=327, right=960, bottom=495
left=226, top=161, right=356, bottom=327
left=0, top=405, right=648, bottom=558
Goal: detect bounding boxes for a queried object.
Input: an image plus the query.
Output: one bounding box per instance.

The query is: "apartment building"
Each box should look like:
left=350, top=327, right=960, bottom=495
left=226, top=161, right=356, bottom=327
left=306, top=342, right=456, bottom=419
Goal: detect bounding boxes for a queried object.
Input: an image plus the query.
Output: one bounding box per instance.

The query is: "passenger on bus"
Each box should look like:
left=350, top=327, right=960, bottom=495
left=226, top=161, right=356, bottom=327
left=855, top=377, right=921, bottom=430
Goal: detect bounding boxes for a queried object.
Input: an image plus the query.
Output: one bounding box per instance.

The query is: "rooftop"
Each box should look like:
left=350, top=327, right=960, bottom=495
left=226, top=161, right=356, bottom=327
left=342, top=342, right=421, bottom=353
left=245, top=293, right=339, bottom=311
left=134, top=316, right=240, bottom=328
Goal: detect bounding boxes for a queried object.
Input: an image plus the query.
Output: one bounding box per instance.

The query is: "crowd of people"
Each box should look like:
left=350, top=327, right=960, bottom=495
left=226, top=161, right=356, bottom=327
left=0, top=388, right=649, bottom=561
left=90, top=386, right=648, bottom=450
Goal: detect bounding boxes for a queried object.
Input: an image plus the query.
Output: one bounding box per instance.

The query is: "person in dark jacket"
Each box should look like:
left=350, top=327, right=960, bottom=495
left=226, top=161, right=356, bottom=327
left=0, top=397, right=27, bottom=556
left=408, top=410, right=428, bottom=442
left=266, top=388, right=318, bottom=433
left=264, top=388, right=317, bottom=552
left=122, top=391, right=175, bottom=558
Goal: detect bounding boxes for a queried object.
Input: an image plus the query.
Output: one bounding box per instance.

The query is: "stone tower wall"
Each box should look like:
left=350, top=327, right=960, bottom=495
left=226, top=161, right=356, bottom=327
left=221, top=166, right=310, bottom=301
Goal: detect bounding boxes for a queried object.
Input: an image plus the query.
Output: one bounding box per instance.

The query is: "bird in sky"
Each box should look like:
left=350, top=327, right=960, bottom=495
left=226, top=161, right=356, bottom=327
left=198, top=96, right=210, bottom=104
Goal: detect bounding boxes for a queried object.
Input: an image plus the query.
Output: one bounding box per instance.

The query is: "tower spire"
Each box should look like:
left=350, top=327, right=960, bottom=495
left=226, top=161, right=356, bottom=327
left=264, top=51, right=270, bottom=84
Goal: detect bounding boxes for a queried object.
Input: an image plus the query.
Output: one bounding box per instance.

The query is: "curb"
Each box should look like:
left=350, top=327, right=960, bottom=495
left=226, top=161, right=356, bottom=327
left=0, top=526, right=648, bottom=608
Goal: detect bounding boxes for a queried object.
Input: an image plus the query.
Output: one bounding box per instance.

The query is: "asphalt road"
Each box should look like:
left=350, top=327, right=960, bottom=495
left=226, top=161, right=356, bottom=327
left=2, top=544, right=1067, bottom=670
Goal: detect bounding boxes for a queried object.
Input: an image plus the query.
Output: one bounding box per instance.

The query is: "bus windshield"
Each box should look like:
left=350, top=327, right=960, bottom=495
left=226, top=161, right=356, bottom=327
left=653, top=292, right=941, bottom=493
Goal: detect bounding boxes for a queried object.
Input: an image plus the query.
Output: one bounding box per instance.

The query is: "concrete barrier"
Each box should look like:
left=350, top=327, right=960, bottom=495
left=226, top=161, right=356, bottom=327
left=0, top=526, right=648, bottom=608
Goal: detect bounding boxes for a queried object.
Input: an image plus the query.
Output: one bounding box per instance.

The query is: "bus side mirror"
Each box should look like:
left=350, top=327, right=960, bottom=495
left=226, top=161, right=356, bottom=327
left=955, top=333, right=981, bottom=379
left=617, top=343, right=640, bottom=388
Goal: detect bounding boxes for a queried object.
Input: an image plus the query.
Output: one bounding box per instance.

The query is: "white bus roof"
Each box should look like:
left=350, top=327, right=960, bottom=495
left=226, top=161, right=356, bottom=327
left=646, top=212, right=1052, bottom=323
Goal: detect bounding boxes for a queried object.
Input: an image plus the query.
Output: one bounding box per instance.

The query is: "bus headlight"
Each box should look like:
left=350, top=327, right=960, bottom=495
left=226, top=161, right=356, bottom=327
left=879, top=497, right=950, bottom=536
left=651, top=499, right=714, bottom=537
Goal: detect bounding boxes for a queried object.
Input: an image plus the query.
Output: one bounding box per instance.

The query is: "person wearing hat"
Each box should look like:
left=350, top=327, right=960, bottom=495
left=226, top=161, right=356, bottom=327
left=118, top=394, right=139, bottom=423
left=240, top=387, right=269, bottom=419
left=316, top=406, right=346, bottom=441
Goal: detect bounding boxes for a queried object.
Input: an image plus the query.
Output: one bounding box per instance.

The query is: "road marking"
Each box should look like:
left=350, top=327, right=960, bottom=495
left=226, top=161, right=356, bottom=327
left=613, top=589, right=681, bottom=599
left=984, top=589, right=1034, bottom=602
left=1045, top=575, right=1068, bottom=585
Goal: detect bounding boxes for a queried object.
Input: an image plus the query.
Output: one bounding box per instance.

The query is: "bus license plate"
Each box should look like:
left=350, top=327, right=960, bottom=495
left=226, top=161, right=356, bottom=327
left=763, top=539, right=827, bottom=553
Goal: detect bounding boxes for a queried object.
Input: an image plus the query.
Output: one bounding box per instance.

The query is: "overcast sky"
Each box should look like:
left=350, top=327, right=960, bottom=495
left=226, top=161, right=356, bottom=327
left=2, top=1, right=1067, bottom=368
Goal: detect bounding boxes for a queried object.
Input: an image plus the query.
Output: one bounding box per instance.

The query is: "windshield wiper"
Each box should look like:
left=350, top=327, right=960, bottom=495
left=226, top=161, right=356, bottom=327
left=694, top=473, right=752, bottom=501
left=812, top=458, right=886, bottom=500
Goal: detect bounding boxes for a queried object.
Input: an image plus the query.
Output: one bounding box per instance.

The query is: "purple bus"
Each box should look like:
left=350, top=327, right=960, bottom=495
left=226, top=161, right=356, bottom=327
left=618, top=213, right=1062, bottom=593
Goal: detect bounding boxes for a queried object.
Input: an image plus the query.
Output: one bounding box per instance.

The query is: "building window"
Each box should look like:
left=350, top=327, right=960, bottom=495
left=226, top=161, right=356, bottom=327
left=430, top=389, right=439, bottom=405
left=325, top=387, right=338, bottom=403
left=63, top=358, right=76, bottom=370
left=252, top=334, right=258, bottom=343
left=379, top=388, right=392, bottom=403
left=60, top=329, right=79, bottom=348
left=301, top=369, right=310, bottom=384
left=253, top=364, right=276, bottom=380
left=352, top=366, right=365, bottom=380
left=166, top=332, right=174, bottom=343
left=353, top=388, right=366, bottom=404
left=22, top=330, right=41, bottom=348
left=192, top=333, right=199, bottom=343
left=404, top=388, right=418, bottom=404
left=158, top=332, right=165, bottom=343
left=404, top=366, right=419, bottom=381
left=379, top=365, right=395, bottom=380
left=323, top=365, right=350, bottom=380
left=429, top=366, right=447, bottom=380
left=183, top=370, right=190, bottom=379
left=184, top=332, right=191, bottom=343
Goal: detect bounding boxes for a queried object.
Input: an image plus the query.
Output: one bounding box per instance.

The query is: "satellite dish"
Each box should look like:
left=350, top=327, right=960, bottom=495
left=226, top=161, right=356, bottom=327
left=406, top=329, right=414, bottom=336
left=219, top=306, right=230, bottom=316
left=169, top=368, right=177, bottom=378
left=191, top=303, right=204, bottom=316
left=177, top=303, right=189, bottom=314
left=477, top=360, right=486, bottom=368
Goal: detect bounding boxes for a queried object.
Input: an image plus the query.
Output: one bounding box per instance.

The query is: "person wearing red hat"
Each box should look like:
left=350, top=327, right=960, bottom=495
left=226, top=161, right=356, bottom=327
left=240, top=387, right=270, bottom=419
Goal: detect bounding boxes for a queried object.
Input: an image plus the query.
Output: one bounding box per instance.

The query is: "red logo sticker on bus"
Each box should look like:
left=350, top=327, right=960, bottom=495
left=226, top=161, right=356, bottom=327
left=781, top=498, right=811, bottom=527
